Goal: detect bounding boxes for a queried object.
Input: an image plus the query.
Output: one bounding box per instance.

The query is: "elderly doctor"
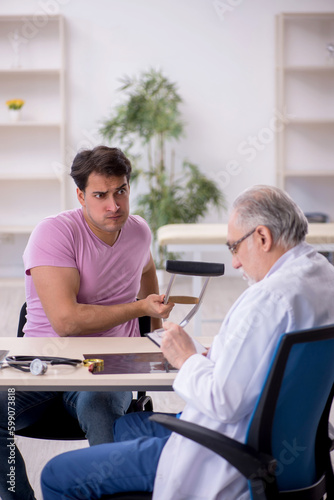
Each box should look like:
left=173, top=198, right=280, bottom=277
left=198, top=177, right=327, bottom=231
left=41, top=185, right=334, bottom=500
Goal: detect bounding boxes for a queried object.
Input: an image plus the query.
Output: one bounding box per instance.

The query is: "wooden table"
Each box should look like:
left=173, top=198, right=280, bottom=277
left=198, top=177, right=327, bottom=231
left=0, top=336, right=213, bottom=392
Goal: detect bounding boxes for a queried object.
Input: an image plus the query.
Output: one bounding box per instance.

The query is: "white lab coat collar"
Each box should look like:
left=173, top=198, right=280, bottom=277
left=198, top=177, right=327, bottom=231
left=265, top=241, right=314, bottom=279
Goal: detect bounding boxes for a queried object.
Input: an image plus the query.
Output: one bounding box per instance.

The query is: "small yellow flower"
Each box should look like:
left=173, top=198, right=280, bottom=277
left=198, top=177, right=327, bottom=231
left=6, top=99, right=25, bottom=110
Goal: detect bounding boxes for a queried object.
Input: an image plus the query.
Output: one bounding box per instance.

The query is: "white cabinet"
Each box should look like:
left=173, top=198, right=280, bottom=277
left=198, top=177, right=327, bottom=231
left=276, top=13, right=334, bottom=218
left=0, top=14, right=65, bottom=278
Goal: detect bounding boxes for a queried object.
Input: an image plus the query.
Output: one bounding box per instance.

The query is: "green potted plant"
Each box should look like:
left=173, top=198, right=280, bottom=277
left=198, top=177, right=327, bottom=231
left=99, top=68, right=225, bottom=268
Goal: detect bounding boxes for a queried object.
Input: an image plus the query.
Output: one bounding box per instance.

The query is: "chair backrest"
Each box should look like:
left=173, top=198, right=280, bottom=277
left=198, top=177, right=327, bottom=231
left=246, top=324, right=334, bottom=496
left=17, top=302, right=27, bottom=337
left=138, top=314, right=151, bottom=336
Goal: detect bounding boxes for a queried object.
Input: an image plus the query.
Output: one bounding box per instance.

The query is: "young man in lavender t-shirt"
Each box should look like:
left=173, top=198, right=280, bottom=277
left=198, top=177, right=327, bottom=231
left=0, top=146, right=174, bottom=500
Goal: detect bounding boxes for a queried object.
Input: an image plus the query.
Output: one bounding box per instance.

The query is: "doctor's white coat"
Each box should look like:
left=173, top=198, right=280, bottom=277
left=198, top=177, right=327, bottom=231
left=152, top=242, right=334, bottom=500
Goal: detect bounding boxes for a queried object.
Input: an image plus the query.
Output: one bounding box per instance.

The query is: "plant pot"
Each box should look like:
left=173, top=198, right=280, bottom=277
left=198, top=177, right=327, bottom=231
left=8, top=109, right=21, bottom=123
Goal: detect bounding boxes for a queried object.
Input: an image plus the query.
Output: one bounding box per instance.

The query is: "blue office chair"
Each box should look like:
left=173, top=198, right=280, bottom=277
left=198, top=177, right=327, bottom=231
left=15, top=303, right=152, bottom=440
left=150, top=324, right=334, bottom=500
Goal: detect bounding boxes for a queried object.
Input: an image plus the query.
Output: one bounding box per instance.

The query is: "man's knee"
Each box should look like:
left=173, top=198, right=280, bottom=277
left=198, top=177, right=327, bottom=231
left=77, top=391, right=131, bottom=412
left=41, top=454, right=90, bottom=500
left=41, top=458, right=62, bottom=497
left=114, top=411, right=170, bottom=442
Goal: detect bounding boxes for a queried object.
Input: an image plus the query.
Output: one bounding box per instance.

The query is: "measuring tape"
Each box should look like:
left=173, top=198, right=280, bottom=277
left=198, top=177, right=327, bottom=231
left=83, top=359, right=104, bottom=373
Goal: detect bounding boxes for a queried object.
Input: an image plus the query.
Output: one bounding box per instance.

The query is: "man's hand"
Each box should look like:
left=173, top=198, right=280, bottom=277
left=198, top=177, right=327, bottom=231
left=142, top=294, right=174, bottom=319
left=160, top=321, right=197, bottom=370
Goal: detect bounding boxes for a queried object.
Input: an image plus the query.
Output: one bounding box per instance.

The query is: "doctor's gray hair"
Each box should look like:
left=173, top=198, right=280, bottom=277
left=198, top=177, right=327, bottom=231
left=231, top=185, right=308, bottom=249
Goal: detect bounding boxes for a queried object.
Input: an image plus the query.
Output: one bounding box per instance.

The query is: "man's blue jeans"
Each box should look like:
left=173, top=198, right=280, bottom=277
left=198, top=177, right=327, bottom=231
left=41, top=412, right=174, bottom=499
left=0, top=389, right=132, bottom=500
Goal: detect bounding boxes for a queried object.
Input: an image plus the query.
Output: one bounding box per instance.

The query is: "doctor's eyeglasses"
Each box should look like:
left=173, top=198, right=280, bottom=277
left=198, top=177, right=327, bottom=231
left=226, top=228, right=256, bottom=255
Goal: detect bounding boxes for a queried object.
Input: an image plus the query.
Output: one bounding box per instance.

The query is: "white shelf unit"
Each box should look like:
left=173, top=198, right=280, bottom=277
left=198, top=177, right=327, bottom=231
left=0, top=14, right=65, bottom=278
left=276, top=12, right=334, bottom=219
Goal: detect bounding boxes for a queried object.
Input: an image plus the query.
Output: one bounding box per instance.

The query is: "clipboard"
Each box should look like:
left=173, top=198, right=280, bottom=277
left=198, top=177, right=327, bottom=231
left=146, top=330, right=207, bottom=354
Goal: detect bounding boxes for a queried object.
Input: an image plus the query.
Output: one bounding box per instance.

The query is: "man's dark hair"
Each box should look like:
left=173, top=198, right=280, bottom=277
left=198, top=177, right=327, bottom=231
left=70, top=146, right=132, bottom=191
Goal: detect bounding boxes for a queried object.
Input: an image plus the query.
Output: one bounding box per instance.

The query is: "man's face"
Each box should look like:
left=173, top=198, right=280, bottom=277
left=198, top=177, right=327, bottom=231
left=227, top=211, right=264, bottom=285
left=77, top=172, right=130, bottom=244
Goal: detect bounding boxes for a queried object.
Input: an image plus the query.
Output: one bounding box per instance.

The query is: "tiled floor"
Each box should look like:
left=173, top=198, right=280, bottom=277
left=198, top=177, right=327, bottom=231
left=0, top=276, right=333, bottom=499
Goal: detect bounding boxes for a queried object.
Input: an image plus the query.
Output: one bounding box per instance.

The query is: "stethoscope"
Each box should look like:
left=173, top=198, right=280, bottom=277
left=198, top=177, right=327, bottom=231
left=4, top=356, right=83, bottom=376
left=2, top=355, right=104, bottom=375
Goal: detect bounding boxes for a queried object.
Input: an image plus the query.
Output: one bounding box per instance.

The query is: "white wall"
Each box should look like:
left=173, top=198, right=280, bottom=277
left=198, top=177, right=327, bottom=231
left=1, top=0, right=334, bottom=274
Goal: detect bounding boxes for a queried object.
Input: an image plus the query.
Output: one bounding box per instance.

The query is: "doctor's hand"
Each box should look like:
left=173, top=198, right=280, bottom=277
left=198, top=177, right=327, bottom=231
left=160, top=321, right=197, bottom=370
left=142, top=294, right=174, bottom=319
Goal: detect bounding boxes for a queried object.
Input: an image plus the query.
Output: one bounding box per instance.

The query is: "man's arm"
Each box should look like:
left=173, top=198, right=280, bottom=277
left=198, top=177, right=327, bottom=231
left=137, top=253, right=164, bottom=331
left=30, top=265, right=174, bottom=337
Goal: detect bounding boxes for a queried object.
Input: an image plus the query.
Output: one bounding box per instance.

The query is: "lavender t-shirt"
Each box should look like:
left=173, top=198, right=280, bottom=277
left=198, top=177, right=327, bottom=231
left=23, top=209, right=151, bottom=337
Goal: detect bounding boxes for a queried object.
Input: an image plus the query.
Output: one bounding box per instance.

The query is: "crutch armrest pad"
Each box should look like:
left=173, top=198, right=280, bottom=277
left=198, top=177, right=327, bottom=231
left=166, top=260, right=225, bottom=277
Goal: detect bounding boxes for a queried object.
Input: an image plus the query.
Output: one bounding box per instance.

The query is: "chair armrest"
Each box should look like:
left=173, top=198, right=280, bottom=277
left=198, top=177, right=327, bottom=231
left=150, top=414, right=276, bottom=480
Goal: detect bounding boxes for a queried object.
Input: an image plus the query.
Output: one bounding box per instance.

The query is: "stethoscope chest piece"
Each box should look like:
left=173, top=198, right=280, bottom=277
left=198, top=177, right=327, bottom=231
left=29, top=358, right=48, bottom=376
